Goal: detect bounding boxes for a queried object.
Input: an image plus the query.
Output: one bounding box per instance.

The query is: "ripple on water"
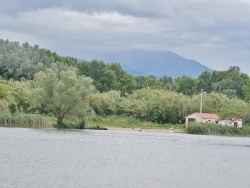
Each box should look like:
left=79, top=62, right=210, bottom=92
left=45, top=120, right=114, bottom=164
left=0, top=127, right=250, bottom=188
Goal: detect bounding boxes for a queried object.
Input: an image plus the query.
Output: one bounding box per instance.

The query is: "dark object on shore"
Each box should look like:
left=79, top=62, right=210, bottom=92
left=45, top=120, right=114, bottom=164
left=85, top=125, right=108, bottom=130
left=53, top=123, right=108, bottom=130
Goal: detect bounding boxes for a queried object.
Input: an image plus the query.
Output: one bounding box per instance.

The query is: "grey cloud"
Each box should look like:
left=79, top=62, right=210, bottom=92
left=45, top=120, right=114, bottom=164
left=0, top=0, right=250, bottom=73
left=0, top=0, right=177, bottom=18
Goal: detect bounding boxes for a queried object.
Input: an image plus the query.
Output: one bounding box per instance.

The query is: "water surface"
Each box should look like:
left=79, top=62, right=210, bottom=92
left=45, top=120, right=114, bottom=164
left=0, top=128, right=250, bottom=188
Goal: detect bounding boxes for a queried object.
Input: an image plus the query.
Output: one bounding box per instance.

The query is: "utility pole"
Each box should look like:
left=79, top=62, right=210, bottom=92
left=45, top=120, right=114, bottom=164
left=200, top=89, right=203, bottom=113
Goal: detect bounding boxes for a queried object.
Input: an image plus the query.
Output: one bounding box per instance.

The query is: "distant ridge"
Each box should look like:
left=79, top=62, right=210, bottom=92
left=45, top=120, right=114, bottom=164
left=84, top=49, right=212, bottom=78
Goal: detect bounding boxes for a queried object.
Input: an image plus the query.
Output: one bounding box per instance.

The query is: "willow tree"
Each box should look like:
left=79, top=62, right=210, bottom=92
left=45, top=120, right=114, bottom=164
left=31, top=64, right=95, bottom=126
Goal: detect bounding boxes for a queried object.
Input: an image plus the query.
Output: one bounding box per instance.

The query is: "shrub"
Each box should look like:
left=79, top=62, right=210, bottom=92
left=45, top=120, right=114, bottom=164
left=187, top=123, right=208, bottom=135
left=187, top=123, right=250, bottom=136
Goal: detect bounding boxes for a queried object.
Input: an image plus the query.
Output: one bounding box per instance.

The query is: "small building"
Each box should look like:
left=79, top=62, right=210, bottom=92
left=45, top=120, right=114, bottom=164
left=185, top=112, right=219, bottom=127
left=218, top=118, right=243, bottom=128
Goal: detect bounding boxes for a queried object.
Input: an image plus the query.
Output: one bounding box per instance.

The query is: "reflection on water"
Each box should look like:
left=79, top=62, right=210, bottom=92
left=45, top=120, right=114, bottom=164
left=0, top=128, right=250, bottom=188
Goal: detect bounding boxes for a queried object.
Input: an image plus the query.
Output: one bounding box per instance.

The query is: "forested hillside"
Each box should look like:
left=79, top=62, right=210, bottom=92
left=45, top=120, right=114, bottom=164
left=1, top=39, right=250, bottom=127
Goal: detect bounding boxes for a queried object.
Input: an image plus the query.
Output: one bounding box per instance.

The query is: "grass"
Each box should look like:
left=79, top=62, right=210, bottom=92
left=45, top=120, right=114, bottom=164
left=47, top=115, right=185, bottom=131
left=0, top=113, right=184, bottom=131
left=0, top=114, right=51, bottom=128
left=187, top=123, right=250, bottom=136
left=2, top=113, right=250, bottom=137
left=87, top=115, right=185, bottom=131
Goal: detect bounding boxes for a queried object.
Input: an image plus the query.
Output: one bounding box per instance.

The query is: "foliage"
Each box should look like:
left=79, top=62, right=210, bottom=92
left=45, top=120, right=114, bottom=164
left=196, top=71, right=213, bottom=92
left=187, top=123, right=250, bottom=136
left=87, top=90, right=121, bottom=116
left=218, top=97, right=250, bottom=122
left=85, top=87, right=250, bottom=125
left=88, top=115, right=177, bottom=129
left=107, top=63, right=137, bottom=94
left=211, top=66, right=249, bottom=99
left=135, top=75, right=173, bottom=90
left=0, top=81, right=17, bottom=112
left=30, top=64, right=95, bottom=127
left=2, top=39, right=250, bottom=129
left=7, top=79, right=33, bottom=113
left=0, top=82, right=10, bottom=99
left=0, top=113, right=50, bottom=128
left=45, top=50, right=78, bottom=67
left=0, top=99, right=10, bottom=114
left=243, top=80, right=250, bottom=102
left=117, top=89, right=192, bottom=124
left=0, top=39, right=69, bottom=80
left=174, top=75, right=197, bottom=96
left=77, top=60, right=136, bottom=94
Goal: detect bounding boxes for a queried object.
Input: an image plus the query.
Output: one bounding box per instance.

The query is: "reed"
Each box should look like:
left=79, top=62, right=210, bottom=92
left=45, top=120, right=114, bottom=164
left=187, top=123, right=250, bottom=136
left=0, top=114, right=51, bottom=128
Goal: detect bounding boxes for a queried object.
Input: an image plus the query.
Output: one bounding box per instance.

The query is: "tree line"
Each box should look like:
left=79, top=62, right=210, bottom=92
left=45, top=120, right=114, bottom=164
left=1, top=39, right=250, bottom=126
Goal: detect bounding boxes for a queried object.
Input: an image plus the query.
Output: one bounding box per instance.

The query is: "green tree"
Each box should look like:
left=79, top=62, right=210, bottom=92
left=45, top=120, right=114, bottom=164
left=0, top=82, right=12, bottom=113
left=45, top=50, right=77, bottom=67
left=174, top=75, right=197, bottom=96
left=135, top=76, right=147, bottom=89
left=219, top=97, right=250, bottom=123
left=159, top=76, right=173, bottom=90
left=135, top=75, right=163, bottom=90
left=118, top=88, right=190, bottom=124
left=77, top=60, right=115, bottom=92
left=0, top=82, right=10, bottom=100
left=196, top=71, right=212, bottom=93
left=31, top=64, right=95, bottom=126
left=78, top=60, right=136, bottom=94
left=0, top=81, right=17, bottom=113
left=243, top=80, right=250, bottom=102
left=212, top=78, right=244, bottom=99
left=87, top=90, right=121, bottom=115
left=210, top=70, right=225, bottom=83
left=107, top=63, right=136, bottom=95
left=144, top=75, right=162, bottom=89
left=0, top=99, right=10, bottom=114
left=213, top=66, right=250, bottom=99
left=0, top=39, right=69, bottom=80
left=7, top=79, right=33, bottom=113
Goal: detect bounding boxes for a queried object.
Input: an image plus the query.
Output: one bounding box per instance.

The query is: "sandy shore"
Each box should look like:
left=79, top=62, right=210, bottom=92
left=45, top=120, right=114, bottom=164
left=106, top=127, right=185, bottom=133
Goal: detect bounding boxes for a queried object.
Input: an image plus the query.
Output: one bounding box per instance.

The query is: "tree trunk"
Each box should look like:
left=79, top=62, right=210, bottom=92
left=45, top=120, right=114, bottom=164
left=79, top=118, right=86, bottom=129
left=57, top=115, right=65, bottom=128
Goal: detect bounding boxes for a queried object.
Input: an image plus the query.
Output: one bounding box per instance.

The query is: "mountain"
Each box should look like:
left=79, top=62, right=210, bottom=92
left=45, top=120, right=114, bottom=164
left=84, top=49, right=212, bottom=78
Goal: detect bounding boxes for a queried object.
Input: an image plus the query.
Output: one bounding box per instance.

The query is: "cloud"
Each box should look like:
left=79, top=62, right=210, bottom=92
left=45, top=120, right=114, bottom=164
left=0, top=0, right=250, bottom=73
left=0, top=8, right=169, bottom=50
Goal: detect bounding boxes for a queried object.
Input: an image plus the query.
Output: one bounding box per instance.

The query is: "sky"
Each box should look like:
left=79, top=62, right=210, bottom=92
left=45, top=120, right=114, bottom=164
left=0, top=0, right=250, bottom=74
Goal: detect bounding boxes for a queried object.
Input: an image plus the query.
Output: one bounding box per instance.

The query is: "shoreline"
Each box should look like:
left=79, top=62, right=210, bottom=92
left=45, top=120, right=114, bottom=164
left=0, top=125, right=186, bottom=133
left=106, top=127, right=186, bottom=133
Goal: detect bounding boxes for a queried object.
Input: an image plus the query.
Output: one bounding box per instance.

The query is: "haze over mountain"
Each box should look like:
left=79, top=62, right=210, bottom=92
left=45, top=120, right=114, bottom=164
left=84, top=50, right=212, bottom=78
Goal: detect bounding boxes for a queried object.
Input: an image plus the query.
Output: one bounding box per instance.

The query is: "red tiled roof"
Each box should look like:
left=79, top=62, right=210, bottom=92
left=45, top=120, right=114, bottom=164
left=194, top=112, right=219, bottom=119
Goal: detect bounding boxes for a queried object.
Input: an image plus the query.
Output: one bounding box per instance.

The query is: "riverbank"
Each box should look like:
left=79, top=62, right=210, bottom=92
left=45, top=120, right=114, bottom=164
left=106, top=127, right=186, bottom=133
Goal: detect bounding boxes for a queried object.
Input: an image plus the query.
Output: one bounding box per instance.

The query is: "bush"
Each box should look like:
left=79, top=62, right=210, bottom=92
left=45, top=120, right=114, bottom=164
left=187, top=123, right=250, bottom=136
left=52, top=122, right=85, bottom=129
left=187, top=123, right=208, bottom=135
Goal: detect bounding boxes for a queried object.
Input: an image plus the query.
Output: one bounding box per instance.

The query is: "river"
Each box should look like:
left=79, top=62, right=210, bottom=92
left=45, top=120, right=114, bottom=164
left=0, top=127, right=250, bottom=188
